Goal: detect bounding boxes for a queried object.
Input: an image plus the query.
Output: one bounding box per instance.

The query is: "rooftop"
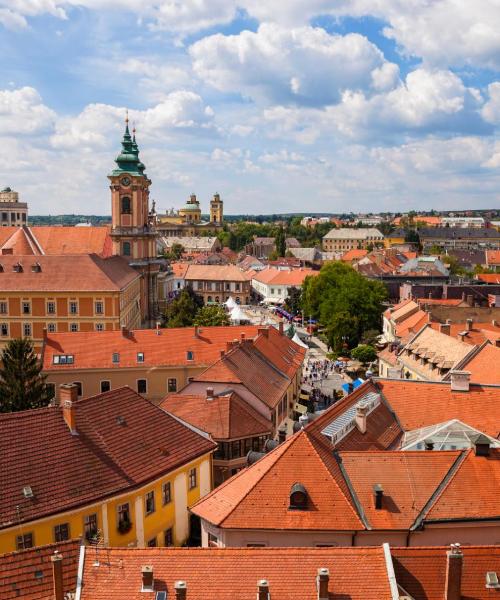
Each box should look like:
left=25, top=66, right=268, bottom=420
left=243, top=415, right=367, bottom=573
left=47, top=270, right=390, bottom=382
left=0, top=386, right=215, bottom=528
left=323, top=227, right=384, bottom=240
left=184, top=264, right=248, bottom=282
left=252, top=266, right=319, bottom=286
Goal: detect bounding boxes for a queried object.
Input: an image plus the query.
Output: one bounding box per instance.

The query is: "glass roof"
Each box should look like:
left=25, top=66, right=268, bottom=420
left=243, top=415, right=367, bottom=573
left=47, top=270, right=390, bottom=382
left=401, top=419, right=500, bottom=451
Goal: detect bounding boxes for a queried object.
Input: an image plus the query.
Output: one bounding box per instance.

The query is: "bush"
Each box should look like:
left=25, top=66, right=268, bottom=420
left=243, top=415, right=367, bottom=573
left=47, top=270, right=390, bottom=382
left=350, top=344, right=377, bottom=364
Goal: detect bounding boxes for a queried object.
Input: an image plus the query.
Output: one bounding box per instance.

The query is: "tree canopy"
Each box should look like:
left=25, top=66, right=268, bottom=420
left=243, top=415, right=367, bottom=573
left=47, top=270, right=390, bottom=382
left=164, top=287, right=203, bottom=328
left=193, top=305, right=230, bottom=327
left=301, top=262, right=387, bottom=352
left=284, top=286, right=302, bottom=315
left=351, top=344, right=378, bottom=364
left=0, top=338, right=53, bottom=413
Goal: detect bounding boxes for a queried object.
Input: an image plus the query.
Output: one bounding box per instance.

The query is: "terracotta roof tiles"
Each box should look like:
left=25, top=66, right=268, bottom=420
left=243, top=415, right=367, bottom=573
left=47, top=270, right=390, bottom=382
left=184, top=264, right=248, bottom=282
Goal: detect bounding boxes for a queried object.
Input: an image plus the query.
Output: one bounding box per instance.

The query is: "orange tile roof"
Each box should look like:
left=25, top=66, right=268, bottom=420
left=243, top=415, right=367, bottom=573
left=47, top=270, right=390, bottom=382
left=161, top=390, right=272, bottom=440
left=0, top=539, right=80, bottom=600
left=0, top=254, right=138, bottom=292
left=457, top=343, right=500, bottom=384
left=395, top=309, right=428, bottom=338
left=78, top=546, right=393, bottom=600
left=170, top=261, right=190, bottom=278
left=341, top=248, right=368, bottom=262
left=2, top=227, right=39, bottom=254
left=193, top=336, right=294, bottom=409
left=392, top=545, right=500, bottom=600
left=0, top=226, right=16, bottom=247
left=185, top=264, right=248, bottom=282
left=486, top=250, right=500, bottom=266
left=339, top=450, right=461, bottom=529
left=30, top=226, right=112, bottom=256
left=425, top=449, right=500, bottom=522
left=416, top=298, right=465, bottom=306
left=0, top=387, right=215, bottom=528
left=428, top=321, right=500, bottom=345
left=192, top=430, right=364, bottom=531
left=390, top=299, right=420, bottom=323
left=476, top=273, right=500, bottom=283
left=252, top=325, right=306, bottom=378
left=252, top=267, right=319, bottom=286
left=376, top=379, right=500, bottom=438
left=42, top=326, right=260, bottom=371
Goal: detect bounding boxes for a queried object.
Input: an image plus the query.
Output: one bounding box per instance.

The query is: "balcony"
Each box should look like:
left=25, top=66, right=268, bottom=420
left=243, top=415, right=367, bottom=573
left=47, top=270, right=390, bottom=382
left=111, top=226, right=158, bottom=237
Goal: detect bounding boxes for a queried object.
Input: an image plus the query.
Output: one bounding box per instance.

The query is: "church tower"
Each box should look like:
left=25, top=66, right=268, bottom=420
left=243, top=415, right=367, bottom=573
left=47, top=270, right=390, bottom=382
left=109, top=116, right=160, bottom=325
left=210, top=192, right=223, bottom=224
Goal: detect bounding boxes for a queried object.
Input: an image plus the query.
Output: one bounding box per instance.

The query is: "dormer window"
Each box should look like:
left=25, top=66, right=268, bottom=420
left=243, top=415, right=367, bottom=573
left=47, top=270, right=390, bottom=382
left=186, top=350, right=194, bottom=361
left=137, top=352, right=144, bottom=363
left=112, top=352, right=120, bottom=364
left=289, top=482, right=308, bottom=510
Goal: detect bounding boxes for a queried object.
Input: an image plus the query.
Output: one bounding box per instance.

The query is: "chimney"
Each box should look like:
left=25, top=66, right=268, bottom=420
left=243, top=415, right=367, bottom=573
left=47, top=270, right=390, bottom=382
left=466, top=294, right=474, bottom=307
left=43, top=327, right=48, bottom=342
left=240, top=332, right=246, bottom=341
left=121, top=326, right=129, bottom=338
left=257, top=326, right=269, bottom=338
left=278, top=427, right=286, bottom=443
left=174, top=581, right=187, bottom=600
left=440, top=322, right=451, bottom=335
left=450, top=370, right=471, bottom=392
left=60, top=384, right=78, bottom=434
left=278, top=320, right=284, bottom=335
left=206, top=387, right=215, bottom=401
left=373, top=483, right=384, bottom=509
left=445, top=544, right=463, bottom=600
left=141, top=566, right=154, bottom=592
left=194, top=326, right=200, bottom=338
left=492, top=319, right=498, bottom=327
left=257, top=580, right=270, bottom=600
left=51, top=551, right=64, bottom=600
left=424, top=439, right=434, bottom=451
left=355, top=403, right=369, bottom=434
left=220, top=349, right=225, bottom=358
left=317, top=568, right=329, bottom=600
left=466, top=318, right=473, bottom=331
left=226, top=340, right=233, bottom=352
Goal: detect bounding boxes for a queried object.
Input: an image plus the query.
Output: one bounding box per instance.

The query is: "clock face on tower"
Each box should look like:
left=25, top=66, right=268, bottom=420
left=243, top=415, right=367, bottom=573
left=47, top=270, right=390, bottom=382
left=120, top=176, right=131, bottom=187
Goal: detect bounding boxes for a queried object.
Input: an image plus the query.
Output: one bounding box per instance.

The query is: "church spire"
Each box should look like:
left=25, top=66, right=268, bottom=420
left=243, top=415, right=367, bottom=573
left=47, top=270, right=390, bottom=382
left=110, top=112, right=146, bottom=176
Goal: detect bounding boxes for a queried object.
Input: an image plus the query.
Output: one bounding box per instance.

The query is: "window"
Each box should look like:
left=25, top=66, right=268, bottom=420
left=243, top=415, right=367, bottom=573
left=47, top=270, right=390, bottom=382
left=73, top=382, right=82, bottom=397
left=112, top=352, right=120, bottom=363
left=137, top=352, right=144, bottom=363
left=122, top=242, right=131, bottom=256
left=54, top=523, right=70, bottom=542
left=236, top=283, right=240, bottom=292
left=207, top=296, right=212, bottom=303
left=225, top=283, right=230, bottom=291
left=186, top=350, right=194, bottom=361
left=137, top=379, right=147, bottom=394
left=121, top=196, right=131, bottom=214
left=100, top=380, right=111, bottom=393
left=147, top=537, right=157, bottom=547
left=117, top=503, right=131, bottom=533
left=162, top=482, right=172, bottom=505
left=84, top=513, right=98, bottom=542
left=145, top=491, right=155, bottom=515
left=95, top=323, right=104, bottom=332
left=0, top=301, right=7, bottom=314
left=246, top=542, right=266, bottom=547
left=167, top=378, right=177, bottom=392
left=53, top=354, right=74, bottom=365
left=1, top=323, right=7, bottom=336
left=95, top=301, right=103, bottom=314
left=22, top=301, right=30, bottom=314
left=47, top=301, right=55, bottom=314
left=16, top=533, right=33, bottom=550
left=164, top=527, right=174, bottom=547
left=188, top=468, right=197, bottom=490
left=69, top=301, right=78, bottom=315
left=70, top=323, right=78, bottom=332
left=47, top=323, right=56, bottom=333
left=23, top=323, right=31, bottom=337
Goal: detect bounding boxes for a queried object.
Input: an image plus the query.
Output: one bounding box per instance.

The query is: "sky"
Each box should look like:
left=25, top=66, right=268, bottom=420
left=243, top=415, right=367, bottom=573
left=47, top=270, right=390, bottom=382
left=1, top=2, right=500, bottom=216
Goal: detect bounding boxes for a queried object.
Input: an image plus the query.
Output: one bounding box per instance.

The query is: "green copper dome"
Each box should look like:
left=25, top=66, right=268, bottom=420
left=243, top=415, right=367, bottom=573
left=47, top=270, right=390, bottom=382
left=109, top=121, right=147, bottom=177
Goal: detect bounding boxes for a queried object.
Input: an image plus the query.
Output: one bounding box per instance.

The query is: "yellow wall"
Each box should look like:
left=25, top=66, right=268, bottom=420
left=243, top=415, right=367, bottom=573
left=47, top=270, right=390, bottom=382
left=384, top=236, right=405, bottom=248
left=0, top=453, right=212, bottom=553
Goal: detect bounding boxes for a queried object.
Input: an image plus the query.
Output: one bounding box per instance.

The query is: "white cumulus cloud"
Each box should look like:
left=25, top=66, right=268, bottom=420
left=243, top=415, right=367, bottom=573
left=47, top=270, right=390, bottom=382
left=0, top=87, right=56, bottom=135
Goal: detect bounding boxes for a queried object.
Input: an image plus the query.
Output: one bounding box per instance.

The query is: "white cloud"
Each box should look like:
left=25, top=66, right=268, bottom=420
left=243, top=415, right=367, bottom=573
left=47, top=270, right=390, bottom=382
left=190, top=23, right=399, bottom=106
left=0, top=87, right=56, bottom=135
left=482, top=82, right=500, bottom=125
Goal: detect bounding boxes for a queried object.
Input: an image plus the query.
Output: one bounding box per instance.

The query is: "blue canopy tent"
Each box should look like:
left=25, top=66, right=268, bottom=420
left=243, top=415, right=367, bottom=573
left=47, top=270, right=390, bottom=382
left=342, top=378, right=365, bottom=394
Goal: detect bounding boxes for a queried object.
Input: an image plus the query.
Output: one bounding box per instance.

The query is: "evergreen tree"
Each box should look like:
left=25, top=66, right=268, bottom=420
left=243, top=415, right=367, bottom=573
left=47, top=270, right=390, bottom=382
left=275, top=226, right=286, bottom=257
left=165, top=287, right=203, bottom=328
left=0, top=338, right=53, bottom=413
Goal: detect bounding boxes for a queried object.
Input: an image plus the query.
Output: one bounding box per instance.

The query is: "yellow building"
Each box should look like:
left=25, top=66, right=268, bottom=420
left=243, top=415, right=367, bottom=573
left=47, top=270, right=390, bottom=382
left=0, top=254, right=141, bottom=351
left=384, top=228, right=406, bottom=248
left=0, top=384, right=215, bottom=553
left=157, top=193, right=224, bottom=237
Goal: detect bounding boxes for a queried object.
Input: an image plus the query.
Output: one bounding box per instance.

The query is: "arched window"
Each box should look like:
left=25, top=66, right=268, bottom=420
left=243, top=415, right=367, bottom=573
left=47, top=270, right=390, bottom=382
left=122, top=241, right=131, bottom=256
left=121, top=196, right=131, bottom=214
left=207, top=296, right=213, bottom=303
left=235, top=297, right=241, bottom=304
left=289, top=482, right=308, bottom=510
left=215, top=296, right=220, bottom=303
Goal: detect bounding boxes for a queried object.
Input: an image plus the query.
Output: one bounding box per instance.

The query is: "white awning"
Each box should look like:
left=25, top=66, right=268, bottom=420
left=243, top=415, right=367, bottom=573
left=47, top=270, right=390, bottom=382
left=292, top=333, right=308, bottom=349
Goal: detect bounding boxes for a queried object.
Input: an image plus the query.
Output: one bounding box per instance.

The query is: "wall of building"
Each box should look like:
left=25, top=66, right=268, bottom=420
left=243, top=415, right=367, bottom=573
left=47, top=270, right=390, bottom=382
left=0, top=454, right=212, bottom=553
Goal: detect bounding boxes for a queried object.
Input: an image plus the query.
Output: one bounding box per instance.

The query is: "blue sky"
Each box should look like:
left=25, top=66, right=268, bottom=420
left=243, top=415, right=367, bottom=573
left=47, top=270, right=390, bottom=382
left=1, top=1, right=500, bottom=215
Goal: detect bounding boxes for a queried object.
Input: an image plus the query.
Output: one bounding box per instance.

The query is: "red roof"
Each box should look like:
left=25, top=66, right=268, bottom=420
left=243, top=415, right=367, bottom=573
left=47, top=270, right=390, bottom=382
left=170, top=262, right=190, bottom=278
left=486, top=250, right=500, bottom=266
left=457, top=343, right=500, bottom=384
left=0, top=539, right=80, bottom=600
left=161, top=391, right=272, bottom=440
left=252, top=267, right=319, bottom=286
left=0, top=387, right=215, bottom=528
left=0, top=254, right=138, bottom=292
left=428, top=321, right=500, bottom=345
left=42, top=326, right=260, bottom=370
left=78, top=546, right=393, bottom=600
left=184, top=264, right=248, bottom=282
left=476, top=273, right=500, bottom=283
left=376, top=379, right=500, bottom=438
left=416, top=298, right=465, bottom=306
left=192, top=430, right=364, bottom=531
left=341, top=248, right=368, bottom=262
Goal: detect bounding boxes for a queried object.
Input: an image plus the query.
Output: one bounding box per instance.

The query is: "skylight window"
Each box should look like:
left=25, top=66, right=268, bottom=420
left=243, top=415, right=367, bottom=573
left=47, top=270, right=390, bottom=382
left=112, top=352, right=120, bottom=364
left=137, top=352, right=144, bottom=363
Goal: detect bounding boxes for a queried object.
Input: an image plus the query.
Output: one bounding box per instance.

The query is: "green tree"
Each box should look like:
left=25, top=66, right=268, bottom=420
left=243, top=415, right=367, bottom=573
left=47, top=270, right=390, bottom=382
left=284, top=286, right=302, bottom=315
left=361, top=329, right=381, bottom=346
left=404, top=229, right=420, bottom=244
left=351, top=344, right=377, bottom=364
left=165, top=287, right=203, bottom=328
left=193, top=305, right=230, bottom=327
left=275, top=226, right=286, bottom=257
left=168, top=243, right=184, bottom=260
left=302, top=262, right=387, bottom=351
left=0, top=338, right=53, bottom=413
